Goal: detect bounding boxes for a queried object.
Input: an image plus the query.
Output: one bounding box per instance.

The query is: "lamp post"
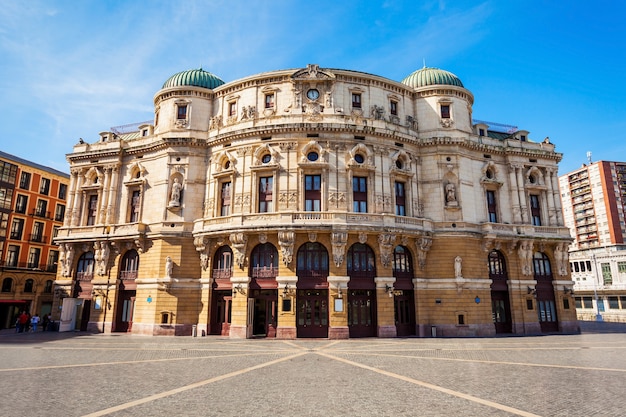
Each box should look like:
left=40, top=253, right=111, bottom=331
left=590, top=253, right=603, bottom=322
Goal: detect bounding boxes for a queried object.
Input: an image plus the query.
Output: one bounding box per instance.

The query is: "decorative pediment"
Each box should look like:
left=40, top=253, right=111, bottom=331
left=291, top=64, right=335, bottom=80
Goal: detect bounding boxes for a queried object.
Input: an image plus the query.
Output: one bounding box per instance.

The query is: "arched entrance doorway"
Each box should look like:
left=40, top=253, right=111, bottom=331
left=347, top=243, right=377, bottom=337
left=210, top=245, right=232, bottom=336
left=296, top=242, right=329, bottom=338
left=74, top=251, right=94, bottom=331
left=392, top=245, right=416, bottom=336
left=249, top=243, right=278, bottom=337
left=115, top=249, right=138, bottom=332
left=488, top=250, right=512, bottom=334
left=534, top=252, right=558, bottom=332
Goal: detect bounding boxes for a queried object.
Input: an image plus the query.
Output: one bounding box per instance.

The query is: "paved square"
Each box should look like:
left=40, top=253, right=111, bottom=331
left=1, top=324, right=624, bottom=416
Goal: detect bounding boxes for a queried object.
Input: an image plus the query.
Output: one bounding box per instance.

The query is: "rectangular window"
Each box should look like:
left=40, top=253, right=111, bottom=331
left=580, top=261, right=586, bottom=272
left=47, top=250, right=59, bottom=272
left=87, top=195, right=98, bottom=225
left=304, top=175, right=321, bottom=211
left=395, top=181, right=406, bottom=216
left=574, top=262, right=580, bottom=272
left=129, top=190, right=141, bottom=222
left=582, top=297, right=593, bottom=309
left=35, top=199, right=48, bottom=218
left=19, top=172, right=31, bottom=189
left=601, top=263, right=612, bottom=285
left=32, top=221, right=44, bottom=242
left=220, top=182, right=231, bottom=216
left=352, top=176, right=367, bottom=213
left=0, top=187, right=13, bottom=210
left=440, top=104, right=450, bottom=119
left=177, top=105, right=187, bottom=120
left=59, top=183, right=67, bottom=200
left=621, top=296, right=626, bottom=309
left=258, top=176, right=273, bottom=213
left=265, top=94, right=275, bottom=109
left=608, top=296, right=620, bottom=309
left=618, top=261, right=626, bottom=274
left=55, top=204, right=65, bottom=222
left=575, top=297, right=582, bottom=309
left=10, top=218, right=24, bottom=240
left=0, top=213, right=7, bottom=238
left=390, top=100, right=398, bottom=116
left=15, top=194, right=28, bottom=214
left=530, top=194, right=541, bottom=226
left=0, top=161, right=18, bottom=184
left=40, top=178, right=50, bottom=195
left=479, top=128, right=485, bottom=136
left=27, top=247, right=41, bottom=269
left=52, top=225, right=60, bottom=239
left=6, top=245, right=19, bottom=267
left=486, top=190, right=498, bottom=222
left=229, top=102, right=237, bottom=116
left=352, top=93, right=361, bottom=108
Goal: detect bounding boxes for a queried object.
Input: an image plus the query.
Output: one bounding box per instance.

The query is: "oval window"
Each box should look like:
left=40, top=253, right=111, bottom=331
left=354, top=154, right=364, bottom=164
left=261, top=154, right=271, bottom=164
left=395, top=159, right=403, bottom=169
left=224, top=160, right=231, bottom=169
left=307, top=152, right=319, bottom=162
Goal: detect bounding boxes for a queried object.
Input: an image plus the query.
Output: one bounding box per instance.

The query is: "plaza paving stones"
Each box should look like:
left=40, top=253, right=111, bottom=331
left=1, top=324, right=625, bottom=417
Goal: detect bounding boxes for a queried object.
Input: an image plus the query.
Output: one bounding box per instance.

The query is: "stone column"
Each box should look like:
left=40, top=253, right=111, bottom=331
left=99, top=167, right=111, bottom=224
left=508, top=164, right=522, bottom=223
left=71, top=170, right=84, bottom=226
left=64, top=169, right=78, bottom=227
left=515, top=165, right=528, bottom=223
left=106, top=165, right=119, bottom=224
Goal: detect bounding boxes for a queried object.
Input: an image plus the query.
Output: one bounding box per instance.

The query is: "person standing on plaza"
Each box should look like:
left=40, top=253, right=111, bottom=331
left=30, top=314, right=40, bottom=332
left=18, top=311, right=29, bottom=333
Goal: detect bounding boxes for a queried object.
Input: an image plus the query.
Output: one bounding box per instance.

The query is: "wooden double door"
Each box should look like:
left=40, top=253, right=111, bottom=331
left=296, top=289, right=328, bottom=338
left=348, top=289, right=377, bottom=338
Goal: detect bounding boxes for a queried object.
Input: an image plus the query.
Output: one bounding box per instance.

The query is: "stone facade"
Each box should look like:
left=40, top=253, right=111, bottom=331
left=53, top=64, right=578, bottom=337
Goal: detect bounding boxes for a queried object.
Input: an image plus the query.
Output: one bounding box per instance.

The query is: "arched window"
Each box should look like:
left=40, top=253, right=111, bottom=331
left=393, top=245, right=413, bottom=279
left=297, top=242, right=329, bottom=278
left=77, top=252, right=95, bottom=280
left=120, top=250, right=139, bottom=280
left=1, top=277, right=13, bottom=292
left=43, top=280, right=53, bottom=294
left=488, top=250, right=507, bottom=279
left=24, top=279, right=34, bottom=293
left=347, top=243, right=376, bottom=278
left=250, top=243, right=278, bottom=278
left=533, top=252, right=552, bottom=279
left=214, top=246, right=233, bottom=279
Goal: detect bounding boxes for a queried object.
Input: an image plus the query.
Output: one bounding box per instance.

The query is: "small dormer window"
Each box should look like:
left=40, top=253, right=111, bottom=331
left=390, top=100, right=398, bottom=116
left=440, top=104, right=450, bottom=119
left=352, top=93, right=361, bottom=108
left=142, top=129, right=148, bottom=136
left=229, top=102, right=237, bottom=116
left=479, top=128, right=485, bottom=136
left=520, top=135, right=526, bottom=141
left=265, top=94, right=275, bottom=109
left=177, top=105, right=187, bottom=120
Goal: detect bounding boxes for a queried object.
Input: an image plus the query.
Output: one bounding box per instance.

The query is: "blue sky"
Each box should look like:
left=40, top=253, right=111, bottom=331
left=1, top=0, right=624, bottom=175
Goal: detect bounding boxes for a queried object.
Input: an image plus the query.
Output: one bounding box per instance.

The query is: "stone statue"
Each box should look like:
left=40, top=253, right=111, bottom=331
left=445, top=183, right=457, bottom=203
left=169, top=178, right=182, bottom=207
left=165, top=256, right=173, bottom=278
left=454, top=256, right=463, bottom=278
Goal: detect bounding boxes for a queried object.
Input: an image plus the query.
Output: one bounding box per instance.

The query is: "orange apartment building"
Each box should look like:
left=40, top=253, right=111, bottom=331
left=0, top=150, right=69, bottom=329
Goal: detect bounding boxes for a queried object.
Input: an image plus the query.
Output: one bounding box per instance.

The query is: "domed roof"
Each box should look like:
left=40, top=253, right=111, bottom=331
left=162, top=68, right=225, bottom=90
left=401, top=67, right=464, bottom=88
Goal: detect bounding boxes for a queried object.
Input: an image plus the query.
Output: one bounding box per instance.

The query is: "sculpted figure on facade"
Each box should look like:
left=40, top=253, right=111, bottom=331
left=518, top=240, right=534, bottom=276
left=229, top=233, right=248, bottom=268
left=194, top=236, right=211, bottom=271
left=278, top=231, right=295, bottom=266
left=415, top=235, right=432, bottom=270
left=454, top=256, right=463, bottom=278
left=378, top=233, right=396, bottom=268
left=331, top=232, right=348, bottom=267
left=554, top=242, right=569, bottom=276
left=168, top=178, right=183, bottom=207
left=165, top=256, right=173, bottom=278
left=445, top=182, right=457, bottom=204
left=94, top=241, right=110, bottom=276
left=59, top=243, right=75, bottom=277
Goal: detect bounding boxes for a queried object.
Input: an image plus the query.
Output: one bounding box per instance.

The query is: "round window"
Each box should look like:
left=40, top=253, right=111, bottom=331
left=395, top=159, right=403, bottom=169
left=354, top=154, right=364, bottom=164
left=307, top=152, right=319, bottom=162
left=224, top=160, right=231, bottom=169
left=261, top=154, right=271, bottom=164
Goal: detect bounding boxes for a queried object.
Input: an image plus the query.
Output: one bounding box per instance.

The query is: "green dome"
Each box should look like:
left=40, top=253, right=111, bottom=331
left=162, top=68, right=225, bottom=90
left=401, top=67, right=464, bottom=88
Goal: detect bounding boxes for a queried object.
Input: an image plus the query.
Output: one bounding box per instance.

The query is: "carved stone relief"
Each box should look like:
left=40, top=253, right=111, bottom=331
left=278, top=231, right=296, bottom=266
left=331, top=232, right=348, bottom=267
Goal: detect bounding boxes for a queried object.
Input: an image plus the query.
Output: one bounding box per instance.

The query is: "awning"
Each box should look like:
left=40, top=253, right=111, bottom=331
left=0, top=300, right=27, bottom=304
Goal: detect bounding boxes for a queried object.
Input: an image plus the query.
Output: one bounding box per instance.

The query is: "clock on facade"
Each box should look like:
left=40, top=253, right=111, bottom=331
left=306, top=89, right=320, bottom=100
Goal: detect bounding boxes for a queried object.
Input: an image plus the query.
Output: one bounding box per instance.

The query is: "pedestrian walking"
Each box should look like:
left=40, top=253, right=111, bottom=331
left=31, top=314, right=40, bottom=332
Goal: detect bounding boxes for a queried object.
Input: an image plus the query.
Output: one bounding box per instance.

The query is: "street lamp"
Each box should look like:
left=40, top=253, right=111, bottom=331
left=590, top=253, right=603, bottom=322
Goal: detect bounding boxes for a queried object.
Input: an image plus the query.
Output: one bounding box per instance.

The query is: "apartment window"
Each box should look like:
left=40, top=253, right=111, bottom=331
left=229, top=102, right=237, bottom=117
left=0, top=213, right=7, bottom=238
left=87, top=195, right=98, bottom=225
left=265, top=93, right=275, bottom=109
left=395, top=182, right=406, bottom=216
left=24, top=278, right=34, bottom=293
left=43, top=279, right=53, bottom=293
left=220, top=182, right=231, bottom=216
left=0, top=187, right=13, bottom=210
left=618, top=261, right=626, bottom=274
left=40, top=178, right=50, bottom=195
left=352, top=93, right=362, bottom=108
left=129, top=190, right=141, bottom=222
left=352, top=177, right=367, bottom=213
left=52, top=226, right=60, bottom=239
left=177, top=104, right=187, bottom=120
left=304, top=175, right=321, bottom=211
left=487, top=190, right=498, bottom=222
left=608, top=296, right=619, bottom=309
left=258, top=177, right=273, bottom=213
left=530, top=194, right=541, bottom=226
left=59, top=183, right=67, bottom=200
left=1, top=278, right=12, bottom=292
left=582, top=297, right=593, bottom=309
left=601, top=263, right=612, bottom=285
left=32, top=221, right=44, bottom=242
left=15, top=194, right=28, bottom=214
left=0, top=161, right=17, bottom=183
left=35, top=199, right=48, bottom=218
left=573, top=262, right=580, bottom=273
left=47, top=250, right=59, bottom=273
left=390, top=100, right=398, bottom=116
left=6, top=245, right=19, bottom=267
left=10, top=218, right=24, bottom=240
left=440, top=104, right=450, bottom=119
left=55, top=204, right=65, bottom=222
left=19, top=172, right=31, bottom=190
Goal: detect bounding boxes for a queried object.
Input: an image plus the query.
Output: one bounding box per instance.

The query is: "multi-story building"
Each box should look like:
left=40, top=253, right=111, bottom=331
left=559, top=160, right=626, bottom=322
left=53, top=64, right=577, bottom=338
left=0, top=151, right=69, bottom=329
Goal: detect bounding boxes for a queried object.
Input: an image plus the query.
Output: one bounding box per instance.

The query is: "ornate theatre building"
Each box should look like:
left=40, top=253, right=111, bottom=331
left=53, top=64, right=578, bottom=337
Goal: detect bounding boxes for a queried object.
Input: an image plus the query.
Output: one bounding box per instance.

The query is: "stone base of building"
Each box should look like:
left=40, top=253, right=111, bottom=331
left=517, top=322, right=542, bottom=335
left=131, top=322, right=194, bottom=336
left=86, top=321, right=111, bottom=334
left=229, top=324, right=247, bottom=339
left=377, top=325, right=397, bottom=338
left=430, top=323, right=496, bottom=338
left=328, top=326, right=349, bottom=339
left=277, top=326, right=296, bottom=339
left=560, top=320, right=581, bottom=334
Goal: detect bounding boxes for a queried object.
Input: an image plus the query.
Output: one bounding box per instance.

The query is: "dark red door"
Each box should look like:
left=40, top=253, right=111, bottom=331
left=210, top=290, right=231, bottom=335
left=394, top=290, right=415, bottom=336
left=348, top=290, right=376, bottom=338
left=114, top=291, right=135, bottom=332
left=491, top=291, right=512, bottom=333
left=297, top=290, right=328, bottom=338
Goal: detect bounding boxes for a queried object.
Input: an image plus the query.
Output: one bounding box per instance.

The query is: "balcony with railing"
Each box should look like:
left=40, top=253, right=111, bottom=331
left=31, top=209, right=51, bottom=219
left=29, top=234, right=48, bottom=243
left=0, top=261, right=57, bottom=273
left=119, top=270, right=138, bottom=280
left=76, top=271, right=94, bottom=281
left=251, top=265, right=277, bottom=279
